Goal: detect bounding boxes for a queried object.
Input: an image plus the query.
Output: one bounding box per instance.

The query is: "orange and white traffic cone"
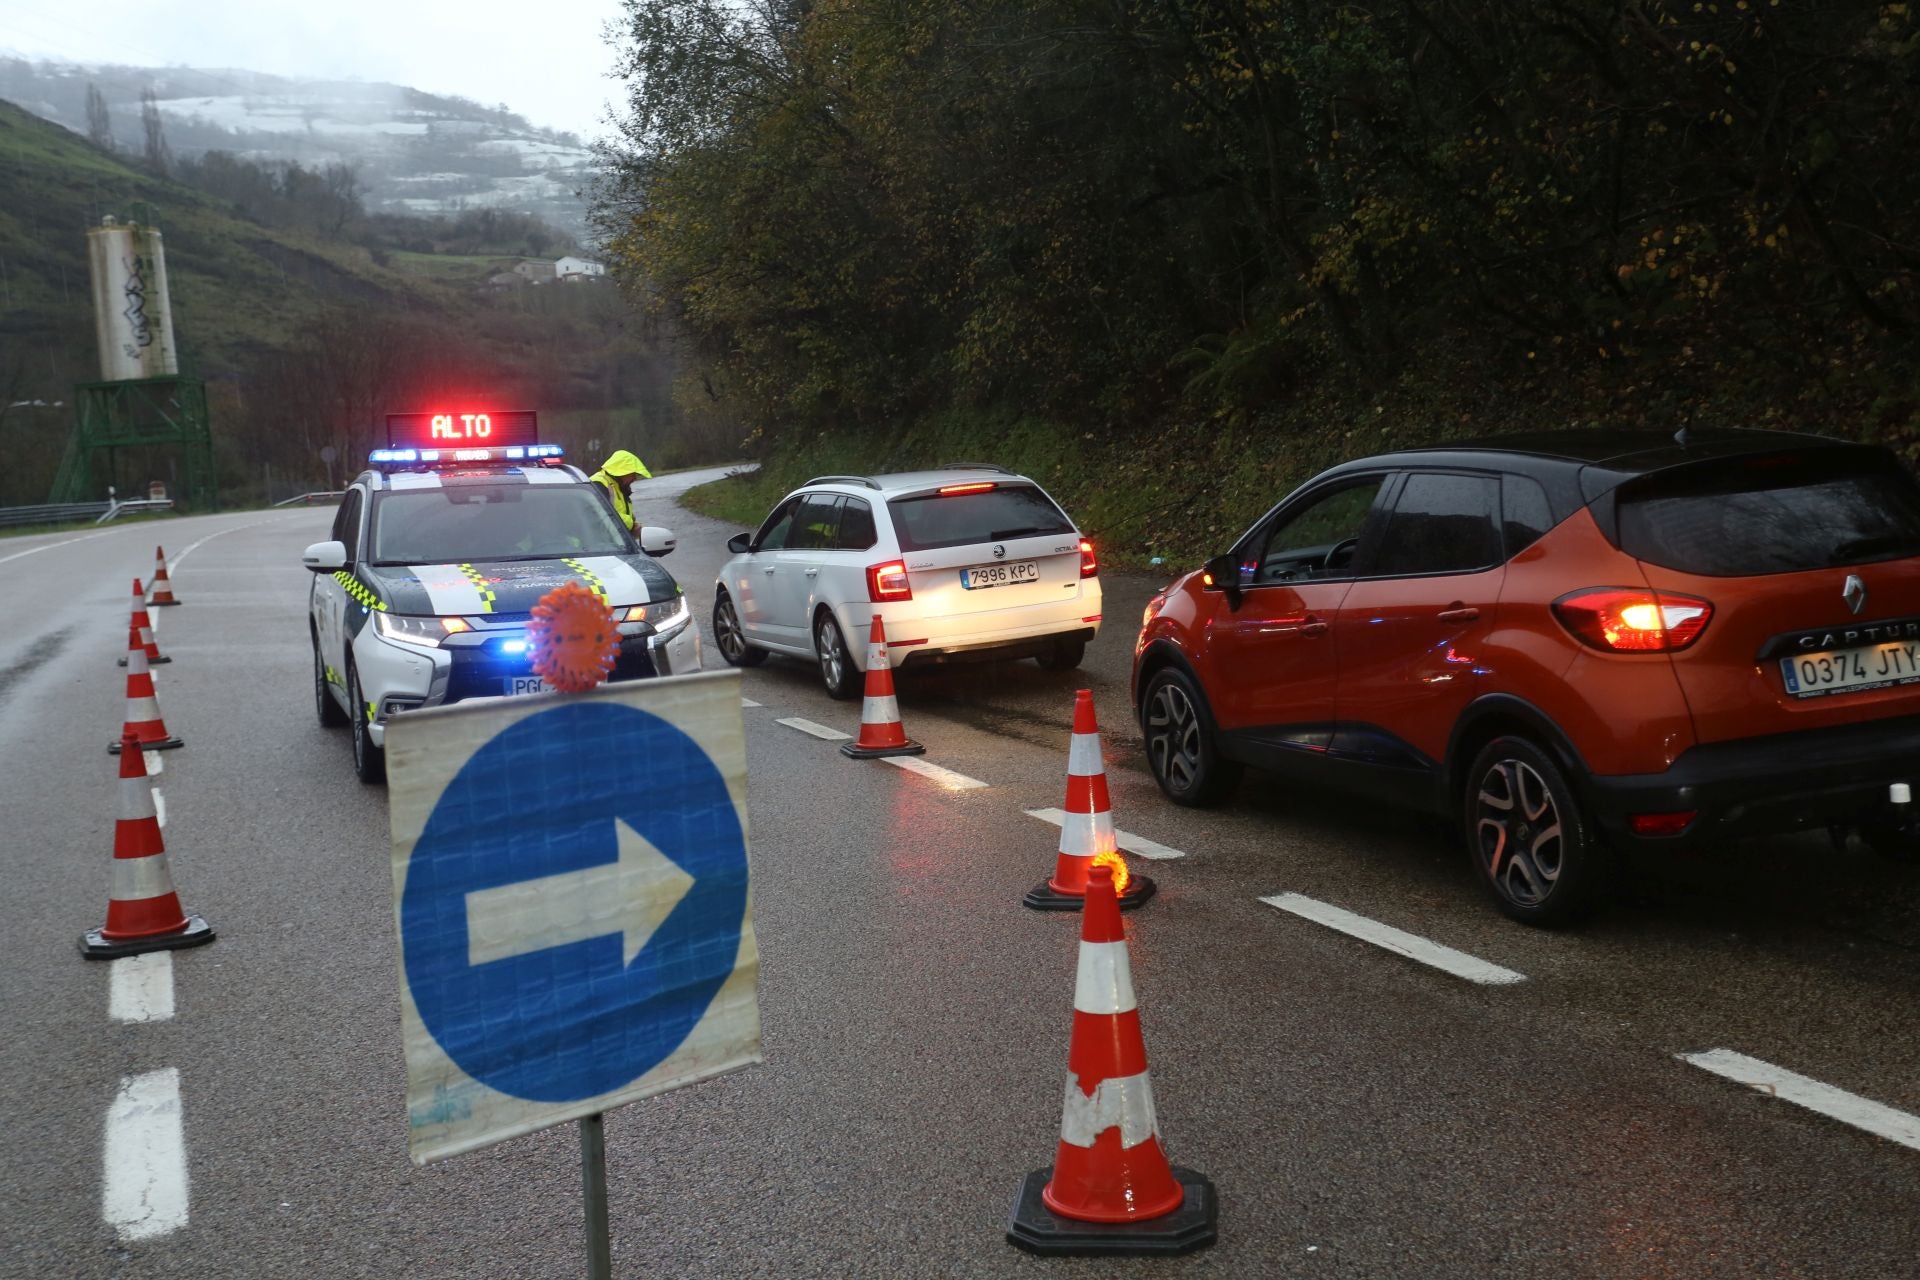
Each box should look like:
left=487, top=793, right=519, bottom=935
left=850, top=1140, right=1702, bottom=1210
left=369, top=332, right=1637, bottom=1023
left=107, top=624, right=184, bottom=753
left=118, top=578, right=170, bottom=666
left=149, top=546, right=181, bottom=605
left=82, top=730, right=213, bottom=958
left=1007, top=864, right=1216, bottom=1255
left=840, top=614, right=925, bottom=759
left=1025, top=690, right=1153, bottom=911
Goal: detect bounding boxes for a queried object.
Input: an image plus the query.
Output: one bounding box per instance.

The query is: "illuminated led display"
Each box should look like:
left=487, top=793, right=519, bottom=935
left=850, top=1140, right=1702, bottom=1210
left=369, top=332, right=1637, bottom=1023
left=386, top=410, right=539, bottom=448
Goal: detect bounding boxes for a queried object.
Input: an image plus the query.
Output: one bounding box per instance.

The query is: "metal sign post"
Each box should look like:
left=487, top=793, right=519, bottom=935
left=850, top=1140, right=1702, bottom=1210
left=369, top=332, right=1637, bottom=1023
left=581, top=1113, right=612, bottom=1280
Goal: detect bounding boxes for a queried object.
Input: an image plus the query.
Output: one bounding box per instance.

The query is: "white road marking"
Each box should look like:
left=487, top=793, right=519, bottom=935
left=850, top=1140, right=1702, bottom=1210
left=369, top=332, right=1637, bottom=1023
left=102, top=1068, right=189, bottom=1241
left=776, top=716, right=851, bottom=742
left=167, top=517, right=288, bottom=572
left=883, top=756, right=988, bottom=790
left=152, top=787, right=166, bottom=829
left=1260, top=893, right=1527, bottom=985
left=109, top=952, right=175, bottom=1023
left=143, top=751, right=163, bottom=777
left=1025, top=808, right=1187, bottom=860
left=740, top=697, right=762, bottom=708
left=1679, top=1049, right=1920, bottom=1152
left=0, top=528, right=117, bottom=567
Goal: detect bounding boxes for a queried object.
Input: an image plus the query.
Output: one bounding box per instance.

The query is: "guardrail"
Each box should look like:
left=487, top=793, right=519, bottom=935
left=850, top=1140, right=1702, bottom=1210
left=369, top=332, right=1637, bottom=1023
left=0, top=501, right=113, bottom=528
left=273, top=491, right=347, bottom=507
left=94, top=498, right=176, bottom=525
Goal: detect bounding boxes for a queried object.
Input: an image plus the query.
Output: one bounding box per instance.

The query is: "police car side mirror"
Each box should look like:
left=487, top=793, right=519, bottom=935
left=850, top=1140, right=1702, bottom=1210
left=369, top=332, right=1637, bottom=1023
left=304, top=540, right=348, bottom=573
left=727, top=532, right=751, bottom=555
left=638, top=525, right=677, bottom=557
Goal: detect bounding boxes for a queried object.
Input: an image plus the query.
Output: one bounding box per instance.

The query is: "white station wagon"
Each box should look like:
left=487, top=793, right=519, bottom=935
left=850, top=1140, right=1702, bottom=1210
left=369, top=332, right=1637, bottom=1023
left=711, top=466, right=1103, bottom=697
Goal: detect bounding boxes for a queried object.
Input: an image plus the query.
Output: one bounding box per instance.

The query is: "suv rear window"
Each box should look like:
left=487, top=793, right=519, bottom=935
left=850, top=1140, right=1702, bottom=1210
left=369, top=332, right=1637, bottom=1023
left=1618, top=451, right=1920, bottom=577
left=887, top=483, right=1073, bottom=552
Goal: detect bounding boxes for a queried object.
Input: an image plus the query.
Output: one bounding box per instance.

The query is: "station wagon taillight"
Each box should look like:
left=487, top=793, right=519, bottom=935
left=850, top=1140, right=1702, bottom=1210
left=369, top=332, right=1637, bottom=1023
left=1552, top=588, right=1714, bottom=653
left=867, top=560, right=913, bottom=602
left=1079, top=539, right=1098, bottom=579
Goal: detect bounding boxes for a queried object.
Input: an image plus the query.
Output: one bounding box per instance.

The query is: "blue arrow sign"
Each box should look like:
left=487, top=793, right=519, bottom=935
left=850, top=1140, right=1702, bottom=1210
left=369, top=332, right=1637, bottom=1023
left=399, top=700, right=749, bottom=1105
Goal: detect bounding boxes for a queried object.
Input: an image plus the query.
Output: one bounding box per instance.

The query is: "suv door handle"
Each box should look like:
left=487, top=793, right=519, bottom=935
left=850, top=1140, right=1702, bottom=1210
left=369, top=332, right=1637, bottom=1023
left=1300, top=616, right=1329, bottom=638
left=1439, top=606, right=1480, bottom=623
left=804, top=568, right=819, bottom=577
left=763, top=566, right=777, bottom=575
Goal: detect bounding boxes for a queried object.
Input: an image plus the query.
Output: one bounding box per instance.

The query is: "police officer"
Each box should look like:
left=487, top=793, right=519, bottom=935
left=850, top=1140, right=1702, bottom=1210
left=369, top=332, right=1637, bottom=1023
left=589, top=450, right=652, bottom=531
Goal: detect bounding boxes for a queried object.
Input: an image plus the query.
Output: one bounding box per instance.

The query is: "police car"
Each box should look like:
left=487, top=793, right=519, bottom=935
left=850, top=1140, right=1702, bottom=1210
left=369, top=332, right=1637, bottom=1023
left=303, top=411, right=699, bottom=782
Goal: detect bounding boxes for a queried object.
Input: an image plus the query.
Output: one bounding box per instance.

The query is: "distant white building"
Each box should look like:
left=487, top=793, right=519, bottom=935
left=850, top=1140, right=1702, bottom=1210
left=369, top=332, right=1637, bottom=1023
left=554, top=256, right=606, bottom=279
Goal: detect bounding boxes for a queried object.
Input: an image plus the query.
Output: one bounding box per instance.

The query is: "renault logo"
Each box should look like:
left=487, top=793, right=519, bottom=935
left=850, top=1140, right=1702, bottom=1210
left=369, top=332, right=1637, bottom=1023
left=992, top=544, right=1006, bottom=559
left=1844, top=574, right=1868, bottom=616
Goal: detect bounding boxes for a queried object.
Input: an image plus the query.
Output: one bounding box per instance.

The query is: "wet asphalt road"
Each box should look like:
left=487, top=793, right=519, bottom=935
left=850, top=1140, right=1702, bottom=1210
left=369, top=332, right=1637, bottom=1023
left=2, top=469, right=1918, bottom=1279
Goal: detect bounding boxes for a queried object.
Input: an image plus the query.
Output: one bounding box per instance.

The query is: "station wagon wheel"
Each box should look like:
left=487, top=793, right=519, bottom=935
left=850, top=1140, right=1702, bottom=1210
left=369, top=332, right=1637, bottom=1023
left=1465, top=735, right=1601, bottom=926
left=1141, top=667, right=1240, bottom=806
left=712, top=591, right=766, bottom=667
left=814, top=610, right=860, bottom=700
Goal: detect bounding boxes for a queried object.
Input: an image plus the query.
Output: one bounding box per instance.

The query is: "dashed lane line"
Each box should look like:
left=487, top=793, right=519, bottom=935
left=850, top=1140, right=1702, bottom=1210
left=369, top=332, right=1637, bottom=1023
left=1260, top=892, right=1527, bottom=986
left=109, top=952, right=175, bottom=1024
left=1024, top=808, right=1187, bottom=860
left=144, top=751, right=163, bottom=777
left=741, top=697, right=762, bottom=708
left=102, top=1068, right=189, bottom=1242
left=152, top=787, right=166, bottom=828
left=884, top=756, right=989, bottom=790
left=0, top=528, right=119, bottom=568
left=775, top=716, right=851, bottom=742
left=1680, top=1049, right=1920, bottom=1152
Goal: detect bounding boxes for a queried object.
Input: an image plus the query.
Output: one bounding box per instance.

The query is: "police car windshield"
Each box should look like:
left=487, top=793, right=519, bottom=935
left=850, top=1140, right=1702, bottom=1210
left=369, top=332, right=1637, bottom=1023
left=369, top=484, right=630, bottom=565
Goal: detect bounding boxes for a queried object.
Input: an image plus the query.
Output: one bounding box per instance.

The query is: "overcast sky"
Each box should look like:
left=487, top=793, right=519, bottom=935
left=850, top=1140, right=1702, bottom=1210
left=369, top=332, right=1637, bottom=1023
left=0, top=0, right=630, bottom=139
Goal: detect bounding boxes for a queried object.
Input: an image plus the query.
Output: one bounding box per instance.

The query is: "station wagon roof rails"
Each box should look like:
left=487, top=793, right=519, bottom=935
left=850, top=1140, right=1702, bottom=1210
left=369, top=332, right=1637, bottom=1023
left=942, top=462, right=1014, bottom=473
left=804, top=475, right=882, bottom=489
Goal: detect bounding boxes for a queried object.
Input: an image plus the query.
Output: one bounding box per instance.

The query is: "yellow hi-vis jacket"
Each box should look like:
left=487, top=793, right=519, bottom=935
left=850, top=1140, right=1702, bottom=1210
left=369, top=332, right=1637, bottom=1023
left=589, top=449, right=652, bottom=530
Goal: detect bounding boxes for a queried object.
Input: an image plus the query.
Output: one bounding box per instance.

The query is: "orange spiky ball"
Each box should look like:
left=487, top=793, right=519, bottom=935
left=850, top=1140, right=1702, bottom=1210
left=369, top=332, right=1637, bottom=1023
left=528, top=581, right=622, bottom=692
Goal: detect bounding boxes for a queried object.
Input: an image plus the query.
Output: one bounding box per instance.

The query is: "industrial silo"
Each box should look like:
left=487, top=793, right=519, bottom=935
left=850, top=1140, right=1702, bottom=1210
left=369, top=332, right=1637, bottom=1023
left=87, top=215, right=179, bottom=382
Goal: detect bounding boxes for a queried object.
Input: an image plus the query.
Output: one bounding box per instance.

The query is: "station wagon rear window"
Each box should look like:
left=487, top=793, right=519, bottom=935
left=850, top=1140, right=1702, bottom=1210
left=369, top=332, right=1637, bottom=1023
left=887, top=484, right=1073, bottom=552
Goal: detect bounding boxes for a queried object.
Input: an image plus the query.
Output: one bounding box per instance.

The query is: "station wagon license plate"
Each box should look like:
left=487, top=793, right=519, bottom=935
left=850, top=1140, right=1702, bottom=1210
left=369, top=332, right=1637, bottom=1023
left=1780, top=640, right=1920, bottom=699
left=504, top=676, right=556, bottom=696
left=960, top=561, right=1039, bottom=590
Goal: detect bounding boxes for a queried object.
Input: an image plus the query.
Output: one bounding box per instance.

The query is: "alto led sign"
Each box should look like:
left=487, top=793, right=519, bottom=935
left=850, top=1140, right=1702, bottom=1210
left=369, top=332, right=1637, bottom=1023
left=387, top=410, right=539, bottom=448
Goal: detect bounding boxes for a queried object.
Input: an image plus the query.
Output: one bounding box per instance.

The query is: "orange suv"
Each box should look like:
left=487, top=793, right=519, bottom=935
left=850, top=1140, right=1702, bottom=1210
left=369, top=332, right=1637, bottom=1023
left=1132, top=430, right=1920, bottom=925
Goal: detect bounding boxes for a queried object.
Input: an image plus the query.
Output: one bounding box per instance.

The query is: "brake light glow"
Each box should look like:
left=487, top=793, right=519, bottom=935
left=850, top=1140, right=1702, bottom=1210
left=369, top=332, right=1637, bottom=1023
left=1552, top=588, right=1714, bottom=653
left=938, top=481, right=996, bottom=495
left=1629, top=811, right=1697, bottom=837
left=867, top=560, right=913, bottom=601
left=1079, top=539, right=1098, bottom=579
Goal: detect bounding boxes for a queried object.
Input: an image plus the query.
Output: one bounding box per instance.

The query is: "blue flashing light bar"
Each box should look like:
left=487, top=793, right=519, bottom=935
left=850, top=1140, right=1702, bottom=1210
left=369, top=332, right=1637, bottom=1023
left=369, top=444, right=565, bottom=467
left=370, top=448, right=418, bottom=464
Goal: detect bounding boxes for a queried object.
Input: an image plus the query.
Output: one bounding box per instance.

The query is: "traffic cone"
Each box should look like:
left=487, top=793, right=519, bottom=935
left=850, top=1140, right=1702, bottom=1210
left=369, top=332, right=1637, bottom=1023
left=1007, top=864, right=1216, bottom=1255
left=81, top=730, right=213, bottom=958
left=118, top=578, right=170, bottom=666
left=1025, top=690, right=1154, bottom=911
left=107, top=624, right=184, bottom=753
left=149, top=547, right=180, bottom=605
left=840, top=614, right=925, bottom=759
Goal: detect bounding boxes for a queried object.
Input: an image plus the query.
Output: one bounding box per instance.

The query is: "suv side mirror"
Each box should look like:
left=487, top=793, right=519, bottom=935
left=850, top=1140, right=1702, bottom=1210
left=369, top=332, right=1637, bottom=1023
left=1202, top=552, right=1243, bottom=609
left=727, top=532, right=752, bottom=555
left=638, top=525, right=677, bottom=557
left=303, top=540, right=348, bottom=573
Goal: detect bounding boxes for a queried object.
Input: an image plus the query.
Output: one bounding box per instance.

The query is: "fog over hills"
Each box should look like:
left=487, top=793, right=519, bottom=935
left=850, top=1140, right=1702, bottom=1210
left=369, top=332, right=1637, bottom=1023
left=0, top=56, right=595, bottom=237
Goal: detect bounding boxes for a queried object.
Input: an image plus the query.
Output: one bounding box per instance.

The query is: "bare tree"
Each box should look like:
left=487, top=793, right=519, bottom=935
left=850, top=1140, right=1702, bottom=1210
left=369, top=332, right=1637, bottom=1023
left=140, top=87, right=172, bottom=176
left=321, top=163, right=362, bottom=236
left=86, top=84, right=113, bottom=150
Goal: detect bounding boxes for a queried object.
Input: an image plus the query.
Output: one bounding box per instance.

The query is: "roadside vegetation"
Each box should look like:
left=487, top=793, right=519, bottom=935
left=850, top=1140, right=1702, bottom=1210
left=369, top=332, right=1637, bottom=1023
left=604, top=1, right=1920, bottom=565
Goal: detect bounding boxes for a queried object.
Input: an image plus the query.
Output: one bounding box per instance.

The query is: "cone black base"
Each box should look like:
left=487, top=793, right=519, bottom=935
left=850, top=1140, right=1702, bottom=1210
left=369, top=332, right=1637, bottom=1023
left=81, top=916, right=215, bottom=960
left=151, top=599, right=180, bottom=607
left=1023, top=875, right=1156, bottom=912
left=839, top=739, right=925, bottom=759
left=1007, top=1165, right=1217, bottom=1256
left=118, top=655, right=171, bottom=666
left=109, top=736, right=184, bottom=754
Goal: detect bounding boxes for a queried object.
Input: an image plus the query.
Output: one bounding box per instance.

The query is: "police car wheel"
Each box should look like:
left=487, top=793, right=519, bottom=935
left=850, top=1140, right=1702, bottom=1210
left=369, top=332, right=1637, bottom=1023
left=313, top=634, right=348, bottom=728
left=814, top=611, right=860, bottom=701
left=712, top=591, right=766, bottom=668
left=349, top=662, right=387, bottom=785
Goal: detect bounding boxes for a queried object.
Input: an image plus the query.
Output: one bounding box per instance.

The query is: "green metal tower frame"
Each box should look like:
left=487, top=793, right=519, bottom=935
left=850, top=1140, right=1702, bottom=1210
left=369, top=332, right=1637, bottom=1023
left=49, top=375, right=218, bottom=508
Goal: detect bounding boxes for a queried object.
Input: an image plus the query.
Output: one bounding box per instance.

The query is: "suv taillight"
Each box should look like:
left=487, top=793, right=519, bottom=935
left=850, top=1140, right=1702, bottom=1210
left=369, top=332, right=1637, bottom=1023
left=867, top=560, right=913, bottom=602
left=1552, top=588, right=1713, bottom=653
left=1079, top=539, right=1098, bottom=579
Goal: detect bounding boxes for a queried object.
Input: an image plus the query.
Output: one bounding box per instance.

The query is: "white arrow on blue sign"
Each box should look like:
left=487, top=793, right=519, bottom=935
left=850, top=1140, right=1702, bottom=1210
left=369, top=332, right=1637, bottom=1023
left=387, top=669, right=760, bottom=1164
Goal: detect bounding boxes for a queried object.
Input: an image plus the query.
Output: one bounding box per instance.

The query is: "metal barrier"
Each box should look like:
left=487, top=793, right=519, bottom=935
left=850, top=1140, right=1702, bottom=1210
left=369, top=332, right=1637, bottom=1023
left=0, top=501, right=113, bottom=528
left=272, top=491, right=347, bottom=507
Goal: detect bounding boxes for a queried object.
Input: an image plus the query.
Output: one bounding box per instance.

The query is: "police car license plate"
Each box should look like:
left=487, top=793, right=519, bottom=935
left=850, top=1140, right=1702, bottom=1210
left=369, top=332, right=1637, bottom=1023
left=1780, top=640, right=1920, bottom=699
left=505, top=676, right=557, bottom=696
left=960, top=561, right=1038, bottom=590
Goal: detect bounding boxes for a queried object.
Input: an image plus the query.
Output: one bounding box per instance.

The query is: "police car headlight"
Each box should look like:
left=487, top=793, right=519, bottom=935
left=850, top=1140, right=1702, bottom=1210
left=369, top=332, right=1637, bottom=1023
left=374, top=613, right=471, bottom=649
left=622, top=595, right=690, bottom=639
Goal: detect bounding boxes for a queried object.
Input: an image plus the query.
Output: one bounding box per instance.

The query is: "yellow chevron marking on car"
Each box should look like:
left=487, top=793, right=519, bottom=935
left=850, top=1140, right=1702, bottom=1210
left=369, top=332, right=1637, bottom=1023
left=561, top=558, right=610, bottom=605
left=456, top=563, right=497, bottom=614
left=332, top=570, right=388, bottom=612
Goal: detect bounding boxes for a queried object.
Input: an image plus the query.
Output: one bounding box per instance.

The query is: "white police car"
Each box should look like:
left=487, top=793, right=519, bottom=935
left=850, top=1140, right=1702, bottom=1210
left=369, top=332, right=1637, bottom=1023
left=304, top=413, right=698, bottom=782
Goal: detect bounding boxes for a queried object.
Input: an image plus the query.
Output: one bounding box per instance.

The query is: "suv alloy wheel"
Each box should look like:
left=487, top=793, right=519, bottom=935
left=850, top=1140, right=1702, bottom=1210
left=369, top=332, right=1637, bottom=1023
left=313, top=633, right=347, bottom=728
left=1464, top=735, right=1603, bottom=926
left=1141, top=667, right=1242, bottom=806
left=349, top=662, right=387, bottom=785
